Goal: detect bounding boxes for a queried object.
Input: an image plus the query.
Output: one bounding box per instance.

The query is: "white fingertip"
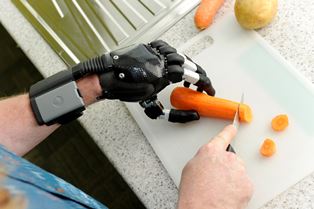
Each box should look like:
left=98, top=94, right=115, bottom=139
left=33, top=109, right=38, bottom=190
left=158, top=109, right=170, bottom=120
left=183, top=60, right=197, bottom=72
left=183, top=69, right=200, bottom=84
left=178, top=53, right=198, bottom=72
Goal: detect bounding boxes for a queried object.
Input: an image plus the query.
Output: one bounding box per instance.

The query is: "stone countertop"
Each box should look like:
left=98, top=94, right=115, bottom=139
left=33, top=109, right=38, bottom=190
left=1, top=0, right=314, bottom=208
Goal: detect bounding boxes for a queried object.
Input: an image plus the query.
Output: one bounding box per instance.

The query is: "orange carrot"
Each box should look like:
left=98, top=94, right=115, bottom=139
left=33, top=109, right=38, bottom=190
left=194, top=0, right=225, bottom=30
left=170, top=87, right=253, bottom=122
left=271, top=114, right=289, bottom=131
left=260, top=139, right=276, bottom=157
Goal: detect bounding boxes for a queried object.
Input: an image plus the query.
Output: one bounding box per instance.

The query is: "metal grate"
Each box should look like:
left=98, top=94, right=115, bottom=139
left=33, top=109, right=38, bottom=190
left=13, top=0, right=200, bottom=66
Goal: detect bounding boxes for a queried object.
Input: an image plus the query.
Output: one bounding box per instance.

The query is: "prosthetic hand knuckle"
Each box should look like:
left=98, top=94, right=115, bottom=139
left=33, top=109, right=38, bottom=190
left=150, top=40, right=169, bottom=49
left=167, top=65, right=183, bottom=83
left=158, top=46, right=177, bottom=55
left=166, top=53, right=185, bottom=65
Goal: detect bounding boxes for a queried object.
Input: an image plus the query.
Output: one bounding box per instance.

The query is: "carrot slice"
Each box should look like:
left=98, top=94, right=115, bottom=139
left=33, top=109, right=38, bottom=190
left=260, top=139, right=276, bottom=157
left=194, top=0, right=225, bottom=30
left=271, top=114, right=289, bottom=131
left=170, top=87, right=253, bottom=123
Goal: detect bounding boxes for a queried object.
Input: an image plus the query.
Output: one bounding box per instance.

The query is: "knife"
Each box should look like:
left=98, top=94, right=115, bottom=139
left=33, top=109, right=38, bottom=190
left=226, top=93, right=244, bottom=153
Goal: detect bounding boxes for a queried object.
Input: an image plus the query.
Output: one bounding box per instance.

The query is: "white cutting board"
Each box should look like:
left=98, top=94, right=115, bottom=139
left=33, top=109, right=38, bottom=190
left=126, top=14, right=314, bottom=209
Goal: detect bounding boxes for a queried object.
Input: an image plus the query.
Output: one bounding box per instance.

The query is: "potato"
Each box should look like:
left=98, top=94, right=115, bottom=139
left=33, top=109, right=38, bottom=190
left=234, top=0, right=278, bottom=29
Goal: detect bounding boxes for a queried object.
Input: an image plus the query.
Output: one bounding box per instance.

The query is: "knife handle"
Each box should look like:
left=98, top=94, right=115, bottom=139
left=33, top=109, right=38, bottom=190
left=226, top=144, right=236, bottom=153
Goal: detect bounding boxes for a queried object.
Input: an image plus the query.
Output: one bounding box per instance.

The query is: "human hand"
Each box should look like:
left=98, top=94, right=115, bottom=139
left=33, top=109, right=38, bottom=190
left=177, top=125, right=253, bottom=209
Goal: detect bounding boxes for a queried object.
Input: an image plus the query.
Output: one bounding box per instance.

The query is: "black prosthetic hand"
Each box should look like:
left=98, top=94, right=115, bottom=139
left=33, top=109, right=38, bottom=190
left=72, top=40, right=215, bottom=123
left=29, top=40, right=215, bottom=125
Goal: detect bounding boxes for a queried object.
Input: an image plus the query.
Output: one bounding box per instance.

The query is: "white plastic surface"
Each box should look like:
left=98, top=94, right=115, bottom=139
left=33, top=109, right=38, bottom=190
left=126, top=14, right=314, bottom=209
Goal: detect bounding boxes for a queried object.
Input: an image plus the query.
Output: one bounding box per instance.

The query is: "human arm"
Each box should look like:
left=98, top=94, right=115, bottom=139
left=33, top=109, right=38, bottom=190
left=0, top=74, right=102, bottom=156
left=177, top=125, right=253, bottom=209
left=0, top=40, right=214, bottom=155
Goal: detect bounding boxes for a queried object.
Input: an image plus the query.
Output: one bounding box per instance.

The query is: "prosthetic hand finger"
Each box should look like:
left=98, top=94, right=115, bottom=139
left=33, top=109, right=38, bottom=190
left=140, top=97, right=200, bottom=123
left=178, top=53, right=215, bottom=95
left=167, top=65, right=184, bottom=83
left=179, top=53, right=215, bottom=96
left=150, top=40, right=169, bottom=49
left=166, top=53, right=184, bottom=65
left=183, top=81, right=191, bottom=88
left=180, top=54, right=207, bottom=76
left=140, top=98, right=164, bottom=120
left=182, top=69, right=215, bottom=96
left=166, top=53, right=188, bottom=83
left=166, top=53, right=192, bottom=87
left=195, top=74, right=216, bottom=96
left=150, top=40, right=177, bottom=55
left=159, top=46, right=177, bottom=55
left=167, top=109, right=200, bottom=123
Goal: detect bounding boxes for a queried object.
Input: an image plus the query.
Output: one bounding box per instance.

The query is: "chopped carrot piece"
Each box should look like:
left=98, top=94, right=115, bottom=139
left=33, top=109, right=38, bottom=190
left=271, top=114, right=289, bottom=131
left=260, top=139, right=276, bottom=157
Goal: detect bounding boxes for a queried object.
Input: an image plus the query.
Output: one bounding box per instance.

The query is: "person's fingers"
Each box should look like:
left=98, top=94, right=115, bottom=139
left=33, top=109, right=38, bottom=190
left=210, top=125, right=237, bottom=150
left=226, top=152, right=246, bottom=167
left=237, top=157, right=246, bottom=167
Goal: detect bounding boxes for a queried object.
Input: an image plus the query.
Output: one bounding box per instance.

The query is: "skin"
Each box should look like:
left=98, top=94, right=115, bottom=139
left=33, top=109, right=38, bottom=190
left=0, top=74, right=102, bottom=156
left=0, top=74, right=102, bottom=208
left=177, top=125, right=254, bottom=209
left=0, top=74, right=253, bottom=208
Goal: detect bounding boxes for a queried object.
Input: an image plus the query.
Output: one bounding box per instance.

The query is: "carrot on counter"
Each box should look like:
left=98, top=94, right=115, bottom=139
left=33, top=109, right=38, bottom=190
left=170, top=87, right=253, bottom=123
left=194, top=0, right=225, bottom=30
left=260, top=139, right=276, bottom=157
left=271, top=114, right=289, bottom=131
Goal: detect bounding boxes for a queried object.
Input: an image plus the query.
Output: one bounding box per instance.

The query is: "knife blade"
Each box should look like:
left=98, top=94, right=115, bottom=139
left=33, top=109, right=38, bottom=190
left=226, top=93, right=244, bottom=153
left=233, top=93, right=244, bottom=130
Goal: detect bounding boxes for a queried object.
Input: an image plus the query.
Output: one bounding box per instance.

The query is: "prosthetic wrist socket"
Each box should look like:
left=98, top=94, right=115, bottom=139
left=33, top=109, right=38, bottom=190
left=29, top=54, right=112, bottom=125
